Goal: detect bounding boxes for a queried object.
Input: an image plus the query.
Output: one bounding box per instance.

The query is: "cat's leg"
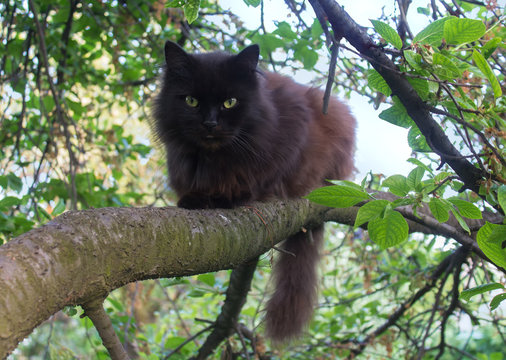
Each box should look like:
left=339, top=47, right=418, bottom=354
left=264, top=225, right=324, bottom=342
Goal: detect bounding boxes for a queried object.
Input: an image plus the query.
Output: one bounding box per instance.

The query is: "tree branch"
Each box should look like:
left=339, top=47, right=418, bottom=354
left=0, top=195, right=499, bottom=357
left=313, top=0, right=486, bottom=194
left=193, top=257, right=258, bottom=360
left=350, top=246, right=470, bottom=357
left=81, top=298, right=130, bottom=360
left=0, top=199, right=326, bottom=357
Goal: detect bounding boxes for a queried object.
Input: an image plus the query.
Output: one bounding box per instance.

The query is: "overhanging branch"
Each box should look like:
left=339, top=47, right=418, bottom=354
left=313, top=0, right=486, bottom=194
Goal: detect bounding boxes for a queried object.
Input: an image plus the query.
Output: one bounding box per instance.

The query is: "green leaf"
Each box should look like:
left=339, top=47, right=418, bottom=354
left=370, top=20, right=403, bottom=50
left=0, top=175, right=7, bottom=189
left=305, top=185, right=370, bottom=208
left=188, top=288, right=207, bottom=297
left=0, top=196, right=21, bottom=209
left=482, top=37, right=502, bottom=59
left=106, top=297, right=125, bottom=312
left=407, top=158, right=433, bottom=174
left=383, top=175, right=411, bottom=197
left=407, top=167, right=425, bottom=190
left=367, top=69, right=392, bottom=96
left=164, top=336, right=186, bottom=349
left=460, top=283, right=505, bottom=301
left=253, top=33, right=285, bottom=57
left=63, top=306, right=78, bottom=317
left=432, top=53, right=462, bottom=80
left=160, top=278, right=190, bottom=287
left=443, top=18, right=486, bottom=45
left=52, top=199, right=66, bottom=216
left=498, top=185, right=506, bottom=213
left=408, top=126, right=431, bottom=152
left=197, top=273, right=215, bottom=287
left=274, top=21, right=297, bottom=40
left=183, top=0, right=200, bottom=24
left=403, top=50, right=423, bottom=71
left=407, top=77, right=429, bottom=100
left=354, top=200, right=390, bottom=228
left=378, top=96, right=414, bottom=128
left=310, top=19, right=323, bottom=39
left=413, top=16, right=454, bottom=46
left=450, top=207, right=470, bottom=233
left=476, top=222, right=506, bottom=269
left=472, top=50, right=502, bottom=98
left=490, top=293, right=506, bottom=311
left=6, top=173, right=23, bottom=193
left=448, top=199, right=482, bottom=219
left=327, top=180, right=364, bottom=191
left=42, top=95, right=55, bottom=112
left=368, top=210, right=409, bottom=249
left=243, top=0, right=261, bottom=7
left=429, top=197, right=450, bottom=223
left=297, top=47, right=319, bottom=70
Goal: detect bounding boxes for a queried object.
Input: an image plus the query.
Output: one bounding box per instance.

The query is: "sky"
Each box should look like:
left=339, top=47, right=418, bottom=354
left=218, top=0, right=426, bottom=181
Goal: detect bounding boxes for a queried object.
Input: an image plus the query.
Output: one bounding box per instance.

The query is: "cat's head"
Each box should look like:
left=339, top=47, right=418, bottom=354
left=154, top=41, right=263, bottom=151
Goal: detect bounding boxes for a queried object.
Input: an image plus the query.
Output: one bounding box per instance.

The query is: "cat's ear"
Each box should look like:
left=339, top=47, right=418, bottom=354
left=234, top=44, right=260, bottom=71
left=164, top=40, right=190, bottom=67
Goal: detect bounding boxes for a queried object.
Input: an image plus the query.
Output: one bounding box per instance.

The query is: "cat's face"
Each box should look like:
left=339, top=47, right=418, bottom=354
left=157, top=41, right=260, bottom=151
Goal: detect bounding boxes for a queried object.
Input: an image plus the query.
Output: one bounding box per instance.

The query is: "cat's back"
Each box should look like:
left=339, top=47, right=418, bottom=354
left=262, top=71, right=356, bottom=195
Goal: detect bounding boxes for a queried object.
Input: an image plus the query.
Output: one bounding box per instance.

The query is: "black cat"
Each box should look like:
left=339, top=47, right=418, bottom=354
left=152, top=41, right=356, bottom=342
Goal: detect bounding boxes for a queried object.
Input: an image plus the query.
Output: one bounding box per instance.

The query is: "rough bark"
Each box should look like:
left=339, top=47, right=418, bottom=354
left=0, top=200, right=326, bottom=357
left=0, top=197, right=497, bottom=357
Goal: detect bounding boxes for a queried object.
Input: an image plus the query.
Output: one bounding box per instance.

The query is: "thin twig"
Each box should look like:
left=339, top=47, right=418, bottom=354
left=29, top=0, right=79, bottom=209
left=235, top=324, right=251, bottom=360
left=163, top=325, right=213, bottom=359
left=323, top=44, right=339, bottom=114
left=272, top=244, right=296, bottom=257
left=429, top=106, right=506, bottom=168
left=430, top=175, right=460, bottom=195
left=416, top=265, right=453, bottom=359
left=156, top=280, right=196, bottom=341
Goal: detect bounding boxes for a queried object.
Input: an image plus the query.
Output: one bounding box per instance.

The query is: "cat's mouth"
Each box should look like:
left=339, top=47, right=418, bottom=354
left=198, top=133, right=230, bottom=150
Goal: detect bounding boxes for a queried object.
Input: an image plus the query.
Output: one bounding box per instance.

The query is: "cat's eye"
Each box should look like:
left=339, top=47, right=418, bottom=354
left=223, top=98, right=238, bottom=109
left=185, top=96, right=199, bottom=107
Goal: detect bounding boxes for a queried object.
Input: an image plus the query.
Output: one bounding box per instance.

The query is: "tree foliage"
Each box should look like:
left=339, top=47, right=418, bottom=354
left=0, top=0, right=505, bottom=359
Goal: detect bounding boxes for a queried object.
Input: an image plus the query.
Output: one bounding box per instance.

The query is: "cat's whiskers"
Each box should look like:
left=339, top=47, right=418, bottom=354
left=232, top=130, right=269, bottom=167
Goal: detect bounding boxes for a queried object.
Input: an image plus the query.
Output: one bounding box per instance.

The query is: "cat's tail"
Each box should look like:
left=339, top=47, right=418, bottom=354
left=264, top=225, right=324, bottom=342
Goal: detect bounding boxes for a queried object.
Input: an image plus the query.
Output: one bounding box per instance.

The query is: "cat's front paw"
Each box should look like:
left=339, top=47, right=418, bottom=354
left=177, top=193, right=235, bottom=209
left=177, top=194, right=210, bottom=209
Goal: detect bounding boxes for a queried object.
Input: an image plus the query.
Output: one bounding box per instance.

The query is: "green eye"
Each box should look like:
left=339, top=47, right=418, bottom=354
left=185, top=96, right=198, bottom=107
left=223, top=98, right=238, bottom=109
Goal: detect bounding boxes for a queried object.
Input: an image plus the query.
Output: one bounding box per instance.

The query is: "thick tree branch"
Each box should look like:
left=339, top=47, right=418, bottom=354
left=0, top=199, right=326, bottom=357
left=0, top=195, right=498, bottom=357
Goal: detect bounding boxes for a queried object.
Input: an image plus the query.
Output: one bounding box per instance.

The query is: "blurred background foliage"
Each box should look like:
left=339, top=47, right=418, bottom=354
left=0, top=0, right=504, bottom=358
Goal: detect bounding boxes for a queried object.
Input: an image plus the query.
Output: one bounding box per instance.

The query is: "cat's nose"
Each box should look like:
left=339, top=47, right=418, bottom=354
left=202, top=120, right=218, bottom=130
